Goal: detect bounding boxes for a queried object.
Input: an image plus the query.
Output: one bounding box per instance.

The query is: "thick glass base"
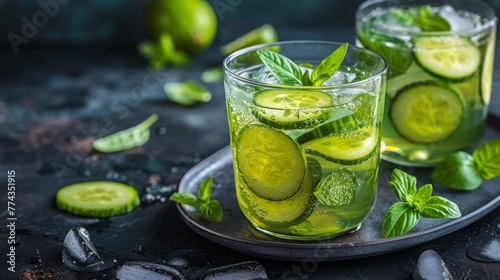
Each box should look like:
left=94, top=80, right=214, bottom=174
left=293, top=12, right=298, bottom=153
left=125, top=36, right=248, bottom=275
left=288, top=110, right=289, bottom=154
left=252, top=223, right=362, bottom=241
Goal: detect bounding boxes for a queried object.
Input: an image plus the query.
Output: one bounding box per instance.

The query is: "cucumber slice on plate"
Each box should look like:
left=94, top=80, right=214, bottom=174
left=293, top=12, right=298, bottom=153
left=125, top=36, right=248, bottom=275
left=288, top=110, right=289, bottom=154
left=56, top=181, right=140, bottom=218
left=390, top=81, right=465, bottom=144
left=253, top=89, right=333, bottom=129
left=414, top=36, right=480, bottom=81
left=236, top=124, right=306, bottom=201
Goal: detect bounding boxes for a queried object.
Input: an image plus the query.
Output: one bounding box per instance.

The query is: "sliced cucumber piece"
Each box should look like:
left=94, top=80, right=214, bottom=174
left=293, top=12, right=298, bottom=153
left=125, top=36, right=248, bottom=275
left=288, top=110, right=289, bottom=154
left=56, top=181, right=140, bottom=218
left=303, top=126, right=377, bottom=165
left=390, top=81, right=465, bottom=144
left=295, top=114, right=360, bottom=144
left=239, top=168, right=315, bottom=225
left=414, top=36, right=481, bottom=81
left=480, top=34, right=495, bottom=105
left=236, top=124, right=306, bottom=201
left=253, top=89, right=333, bottom=129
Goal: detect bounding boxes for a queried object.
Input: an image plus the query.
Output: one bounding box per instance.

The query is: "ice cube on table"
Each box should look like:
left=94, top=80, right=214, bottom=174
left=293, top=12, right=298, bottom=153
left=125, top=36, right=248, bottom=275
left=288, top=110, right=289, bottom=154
left=62, top=227, right=117, bottom=272
left=163, top=248, right=212, bottom=269
left=116, top=261, right=185, bottom=280
left=199, top=261, right=269, bottom=280
left=412, top=250, right=453, bottom=280
left=466, top=238, right=500, bottom=263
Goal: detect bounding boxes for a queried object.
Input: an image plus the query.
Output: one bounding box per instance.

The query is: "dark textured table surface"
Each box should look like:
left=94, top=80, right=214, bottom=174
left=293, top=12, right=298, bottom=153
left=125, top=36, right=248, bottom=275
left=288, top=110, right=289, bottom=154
left=1, top=24, right=500, bottom=280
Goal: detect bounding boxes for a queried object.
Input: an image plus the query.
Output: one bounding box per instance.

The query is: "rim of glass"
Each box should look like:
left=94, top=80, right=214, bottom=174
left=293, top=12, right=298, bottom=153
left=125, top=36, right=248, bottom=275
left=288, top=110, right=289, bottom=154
left=356, top=0, right=498, bottom=37
left=222, top=40, right=387, bottom=90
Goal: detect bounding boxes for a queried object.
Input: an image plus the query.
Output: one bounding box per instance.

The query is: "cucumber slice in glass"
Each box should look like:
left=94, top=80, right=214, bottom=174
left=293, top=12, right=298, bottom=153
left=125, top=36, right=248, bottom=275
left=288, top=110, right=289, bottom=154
left=56, top=181, right=140, bottom=218
left=303, top=126, right=377, bottom=165
left=253, top=89, right=333, bottom=130
left=390, top=81, right=465, bottom=144
left=236, top=124, right=306, bottom=201
left=238, top=168, right=316, bottom=225
left=480, top=33, right=496, bottom=105
left=414, top=36, right=481, bottom=81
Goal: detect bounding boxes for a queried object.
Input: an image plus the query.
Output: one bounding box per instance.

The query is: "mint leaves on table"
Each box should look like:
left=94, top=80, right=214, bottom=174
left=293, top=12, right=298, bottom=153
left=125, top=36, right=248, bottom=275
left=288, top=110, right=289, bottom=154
left=92, top=114, right=158, bottom=153
left=431, top=139, right=500, bottom=190
left=169, top=177, right=223, bottom=222
left=382, top=169, right=461, bottom=238
left=255, top=42, right=348, bottom=86
left=164, top=80, right=212, bottom=106
left=138, top=33, right=189, bottom=70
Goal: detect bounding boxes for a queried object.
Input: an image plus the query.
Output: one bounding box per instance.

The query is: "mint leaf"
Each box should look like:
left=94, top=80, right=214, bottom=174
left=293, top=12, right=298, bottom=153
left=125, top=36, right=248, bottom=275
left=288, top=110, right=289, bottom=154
left=311, top=42, right=348, bottom=85
left=170, top=176, right=223, bottom=222
left=412, top=184, right=432, bottom=210
left=92, top=114, right=158, bottom=153
left=256, top=49, right=303, bottom=86
left=313, top=168, right=356, bottom=206
left=382, top=202, right=420, bottom=238
left=389, top=168, right=417, bottom=201
left=164, top=81, right=212, bottom=106
left=356, top=31, right=412, bottom=77
left=472, top=139, right=500, bottom=180
left=413, top=5, right=451, bottom=32
left=421, top=196, right=461, bottom=219
left=169, top=193, right=199, bottom=208
left=199, top=200, right=223, bottom=222
left=301, top=70, right=312, bottom=86
left=390, top=6, right=450, bottom=32
left=198, top=177, right=213, bottom=204
left=431, top=151, right=483, bottom=190
left=383, top=169, right=461, bottom=238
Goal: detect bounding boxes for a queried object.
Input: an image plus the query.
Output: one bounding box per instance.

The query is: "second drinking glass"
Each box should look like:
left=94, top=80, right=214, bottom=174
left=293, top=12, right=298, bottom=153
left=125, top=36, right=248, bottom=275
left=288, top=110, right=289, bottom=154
left=356, top=0, right=497, bottom=166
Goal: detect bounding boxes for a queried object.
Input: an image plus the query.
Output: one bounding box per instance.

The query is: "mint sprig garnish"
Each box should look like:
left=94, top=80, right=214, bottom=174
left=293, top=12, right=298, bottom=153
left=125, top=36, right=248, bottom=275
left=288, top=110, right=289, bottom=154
left=431, top=139, right=500, bottom=190
left=390, top=5, right=451, bottom=32
left=170, top=177, right=223, bottom=222
left=255, top=42, right=348, bottom=86
left=382, top=169, right=461, bottom=238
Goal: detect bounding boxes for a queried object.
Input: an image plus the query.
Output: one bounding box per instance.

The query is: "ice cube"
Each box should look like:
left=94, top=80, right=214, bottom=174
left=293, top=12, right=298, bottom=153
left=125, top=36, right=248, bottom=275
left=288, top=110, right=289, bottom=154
left=322, top=71, right=357, bottom=86
left=412, top=250, right=453, bottom=280
left=371, top=10, right=420, bottom=32
left=115, top=261, right=184, bottom=280
left=163, top=248, right=212, bottom=269
left=439, top=5, right=475, bottom=31
left=245, top=66, right=281, bottom=84
left=199, top=261, right=269, bottom=280
left=466, top=238, right=500, bottom=263
left=62, top=227, right=117, bottom=272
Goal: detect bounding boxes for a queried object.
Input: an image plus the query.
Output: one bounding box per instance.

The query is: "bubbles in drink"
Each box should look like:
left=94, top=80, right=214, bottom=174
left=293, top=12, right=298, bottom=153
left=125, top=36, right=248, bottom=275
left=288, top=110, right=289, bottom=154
left=62, top=227, right=117, bottom=272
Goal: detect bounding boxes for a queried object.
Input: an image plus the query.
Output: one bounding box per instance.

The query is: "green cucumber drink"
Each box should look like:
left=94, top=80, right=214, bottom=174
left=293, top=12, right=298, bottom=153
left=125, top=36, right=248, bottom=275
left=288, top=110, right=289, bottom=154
left=356, top=0, right=497, bottom=166
left=223, top=41, right=387, bottom=240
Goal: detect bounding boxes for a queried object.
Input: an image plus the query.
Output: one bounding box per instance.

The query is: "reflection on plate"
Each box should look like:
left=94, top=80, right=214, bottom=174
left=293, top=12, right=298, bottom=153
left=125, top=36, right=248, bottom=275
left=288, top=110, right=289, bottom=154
left=177, top=124, right=500, bottom=261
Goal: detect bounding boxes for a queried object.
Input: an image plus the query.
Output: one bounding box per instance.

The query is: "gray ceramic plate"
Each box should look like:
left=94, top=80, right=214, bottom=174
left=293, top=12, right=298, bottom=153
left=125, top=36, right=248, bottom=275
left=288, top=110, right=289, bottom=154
left=177, top=124, right=500, bottom=262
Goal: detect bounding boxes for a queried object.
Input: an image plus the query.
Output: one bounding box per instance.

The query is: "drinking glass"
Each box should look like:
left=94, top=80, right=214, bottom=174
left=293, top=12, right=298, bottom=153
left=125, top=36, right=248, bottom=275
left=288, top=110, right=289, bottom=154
left=223, top=41, right=387, bottom=240
left=356, top=0, right=497, bottom=166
